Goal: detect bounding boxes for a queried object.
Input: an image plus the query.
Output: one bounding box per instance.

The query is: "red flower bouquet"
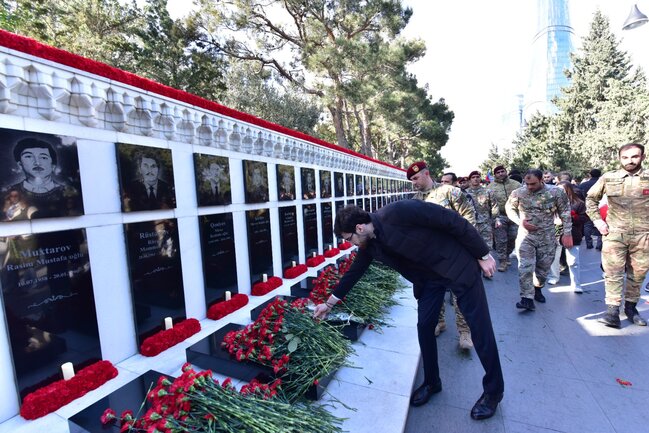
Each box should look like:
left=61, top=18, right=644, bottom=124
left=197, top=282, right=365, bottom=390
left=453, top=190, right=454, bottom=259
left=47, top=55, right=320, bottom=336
left=283, top=264, right=308, bottom=279
left=140, top=318, right=201, bottom=357
left=207, top=294, right=249, bottom=320
left=323, top=248, right=340, bottom=258
left=306, top=255, right=325, bottom=267
left=20, top=360, right=118, bottom=420
left=251, top=276, right=283, bottom=296
left=338, top=241, right=353, bottom=250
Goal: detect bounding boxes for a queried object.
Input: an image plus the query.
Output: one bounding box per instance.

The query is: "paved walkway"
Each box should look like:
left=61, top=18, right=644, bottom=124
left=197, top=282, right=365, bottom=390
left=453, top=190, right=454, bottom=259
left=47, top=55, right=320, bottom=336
left=404, top=246, right=649, bottom=433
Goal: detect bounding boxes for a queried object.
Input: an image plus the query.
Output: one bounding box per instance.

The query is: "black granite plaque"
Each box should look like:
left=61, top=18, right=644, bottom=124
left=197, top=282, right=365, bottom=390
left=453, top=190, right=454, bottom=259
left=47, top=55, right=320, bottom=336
left=277, top=164, right=296, bottom=201
left=117, top=143, right=176, bottom=212
left=278, top=206, right=299, bottom=269
left=335, top=200, right=345, bottom=214
left=319, top=170, right=332, bottom=199
left=246, top=209, right=273, bottom=283
left=347, top=199, right=354, bottom=206
left=303, top=204, right=318, bottom=256
left=199, top=213, right=238, bottom=308
left=301, top=168, right=316, bottom=199
left=355, top=175, right=363, bottom=195
left=334, top=172, right=344, bottom=197
left=321, top=202, right=333, bottom=248
left=371, top=197, right=377, bottom=211
left=364, top=198, right=370, bottom=211
left=243, top=160, right=269, bottom=203
left=0, top=229, right=100, bottom=400
left=194, top=154, right=231, bottom=206
left=124, top=219, right=186, bottom=347
left=356, top=198, right=363, bottom=207
left=346, top=173, right=354, bottom=197
left=363, top=176, right=370, bottom=194
left=68, top=370, right=169, bottom=433
left=0, top=128, right=84, bottom=220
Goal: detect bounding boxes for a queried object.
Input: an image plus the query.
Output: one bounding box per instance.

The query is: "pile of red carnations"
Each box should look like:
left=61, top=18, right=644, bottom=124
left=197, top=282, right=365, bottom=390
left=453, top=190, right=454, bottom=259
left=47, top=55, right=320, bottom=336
left=283, top=263, right=308, bottom=279
left=251, top=276, right=283, bottom=296
left=207, top=294, right=249, bottom=320
left=100, top=363, right=343, bottom=433
left=140, top=318, right=201, bottom=357
left=323, top=247, right=340, bottom=258
left=306, top=254, right=325, bottom=267
left=222, top=297, right=352, bottom=402
left=20, top=360, right=118, bottom=420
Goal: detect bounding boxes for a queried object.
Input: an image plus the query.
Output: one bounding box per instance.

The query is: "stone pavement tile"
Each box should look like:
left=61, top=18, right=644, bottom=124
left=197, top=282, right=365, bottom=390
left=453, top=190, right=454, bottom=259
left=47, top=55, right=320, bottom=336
left=0, top=413, right=69, bottom=433
left=405, top=403, right=506, bottom=433
left=383, top=302, right=418, bottom=328
left=322, top=379, right=410, bottom=433
left=503, top=419, right=572, bottom=433
left=584, top=380, right=649, bottom=433
left=335, top=344, right=420, bottom=396
left=359, top=324, right=419, bottom=356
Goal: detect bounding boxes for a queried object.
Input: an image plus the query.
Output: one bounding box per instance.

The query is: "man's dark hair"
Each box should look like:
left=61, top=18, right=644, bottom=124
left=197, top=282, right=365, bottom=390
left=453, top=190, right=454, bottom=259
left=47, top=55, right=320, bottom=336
left=524, top=169, right=543, bottom=181
left=334, top=205, right=371, bottom=235
left=558, top=170, right=573, bottom=181
left=135, top=151, right=160, bottom=167
left=589, top=168, right=601, bottom=178
left=13, top=138, right=57, bottom=165
left=619, top=143, right=645, bottom=156
left=442, top=172, right=457, bottom=182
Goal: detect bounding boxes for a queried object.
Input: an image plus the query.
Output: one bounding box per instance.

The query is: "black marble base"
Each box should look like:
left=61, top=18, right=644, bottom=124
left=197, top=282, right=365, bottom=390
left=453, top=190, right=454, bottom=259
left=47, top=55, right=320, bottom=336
left=250, top=295, right=298, bottom=321
left=68, top=370, right=169, bottom=433
left=185, top=324, right=274, bottom=383
left=290, top=277, right=314, bottom=298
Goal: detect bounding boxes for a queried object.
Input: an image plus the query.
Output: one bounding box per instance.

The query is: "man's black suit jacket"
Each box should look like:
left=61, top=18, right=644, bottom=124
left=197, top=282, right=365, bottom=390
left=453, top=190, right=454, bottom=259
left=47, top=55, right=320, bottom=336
left=332, top=200, right=489, bottom=300
left=125, top=179, right=176, bottom=211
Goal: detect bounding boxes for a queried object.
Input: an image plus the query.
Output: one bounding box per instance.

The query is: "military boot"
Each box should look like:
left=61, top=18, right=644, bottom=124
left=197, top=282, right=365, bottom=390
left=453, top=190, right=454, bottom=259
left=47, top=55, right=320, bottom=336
left=534, top=287, right=546, bottom=303
left=516, top=297, right=535, bottom=311
left=497, top=261, right=508, bottom=272
left=599, top=305, right=621, bottom=328
left=624, top=301, right=647, bottom=326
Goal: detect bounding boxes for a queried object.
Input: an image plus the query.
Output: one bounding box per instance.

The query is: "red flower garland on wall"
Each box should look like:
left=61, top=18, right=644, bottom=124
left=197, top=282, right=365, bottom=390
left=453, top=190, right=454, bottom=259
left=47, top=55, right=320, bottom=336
left=251, top=276, right=283, bottom=296
left=306, top=255, right=325, bottom=267
left=140, top=318, right=201, bottom=357
left=283, top=264, right=308, bottom=279
left=323, top=248, right=340, bottom=258
left=338, top=241, right=353, bottom=250
left=207, top=294, right=249, bottom=320
left=20, top=360, right=118, bottom=420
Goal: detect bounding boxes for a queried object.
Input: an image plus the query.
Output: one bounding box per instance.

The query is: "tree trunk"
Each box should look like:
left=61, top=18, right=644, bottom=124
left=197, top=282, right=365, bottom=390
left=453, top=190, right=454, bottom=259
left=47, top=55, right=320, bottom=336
left=328, top=98, right=349, bottom=149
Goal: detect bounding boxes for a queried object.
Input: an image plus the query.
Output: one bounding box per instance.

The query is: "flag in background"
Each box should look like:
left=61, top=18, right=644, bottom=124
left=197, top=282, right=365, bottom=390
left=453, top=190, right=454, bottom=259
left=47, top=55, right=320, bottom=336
left=486, top=170, right=493, bottom=182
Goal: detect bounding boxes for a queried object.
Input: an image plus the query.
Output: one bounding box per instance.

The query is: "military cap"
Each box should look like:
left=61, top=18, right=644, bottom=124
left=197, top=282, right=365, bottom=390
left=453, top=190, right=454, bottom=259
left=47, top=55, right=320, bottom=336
left=493, top=165, right=506, bottom=173
left=407, top=161, right=428, bottom=180
left=469, top=170, right=480, bottom=178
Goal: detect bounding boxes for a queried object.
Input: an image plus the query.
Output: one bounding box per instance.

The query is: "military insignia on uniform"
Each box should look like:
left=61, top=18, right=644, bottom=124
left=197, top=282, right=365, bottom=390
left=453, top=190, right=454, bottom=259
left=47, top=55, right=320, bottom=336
left=413, top=165, right=420, bottom=173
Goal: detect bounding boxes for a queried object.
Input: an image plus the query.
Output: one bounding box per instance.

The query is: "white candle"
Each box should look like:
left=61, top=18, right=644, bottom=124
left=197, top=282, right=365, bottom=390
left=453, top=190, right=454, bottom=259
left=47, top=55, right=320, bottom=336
left=328, top=245, right=332, bottom=250
left=291, top=261, right=296, bottom=267
left=164, top=317, right=173, bottom=330
left=61, top=362, right=75, bottom=380
left=262, top=273, right=268, bottom=282
left=225, top=291, right=232, bottom=301
left=312, top=252, right=317, bottom=257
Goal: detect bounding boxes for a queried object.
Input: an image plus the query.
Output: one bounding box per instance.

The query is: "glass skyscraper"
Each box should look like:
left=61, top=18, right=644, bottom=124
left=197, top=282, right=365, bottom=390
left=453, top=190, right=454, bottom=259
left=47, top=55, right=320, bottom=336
left=524, top=0, right=574, bottom=119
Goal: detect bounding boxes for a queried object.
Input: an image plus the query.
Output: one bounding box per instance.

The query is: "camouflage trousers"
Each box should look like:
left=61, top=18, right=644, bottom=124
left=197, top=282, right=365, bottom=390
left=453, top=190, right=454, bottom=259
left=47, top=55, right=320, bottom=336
left=602, top=232, right=649, bottom=305
left=438, top=293, right=470, bottom=333
left=476, top=221, right=494, bottom=252
left=515, top=230, right=557, bottom=299
left=494, top=216, right=518, bottom=262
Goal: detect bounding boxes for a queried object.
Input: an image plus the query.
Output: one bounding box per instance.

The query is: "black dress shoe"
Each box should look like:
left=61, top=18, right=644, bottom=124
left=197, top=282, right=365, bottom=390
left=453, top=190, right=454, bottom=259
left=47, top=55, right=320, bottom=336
left=470, top=393, right=502, bottom=420
left=410, top=381, right=442, bottom=407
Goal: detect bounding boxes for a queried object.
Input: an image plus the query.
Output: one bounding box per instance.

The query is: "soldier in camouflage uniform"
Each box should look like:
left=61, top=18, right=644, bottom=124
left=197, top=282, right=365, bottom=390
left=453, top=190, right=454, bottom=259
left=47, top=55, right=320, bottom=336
left=586, top=143, right=649, bottom=328
left=505, top=169, right=573, bottom=311
left=486, top=166, right=521, bottom=272
left=466, top=170, right=499, bottom=251
left=408, top=161, right=477, bottom=350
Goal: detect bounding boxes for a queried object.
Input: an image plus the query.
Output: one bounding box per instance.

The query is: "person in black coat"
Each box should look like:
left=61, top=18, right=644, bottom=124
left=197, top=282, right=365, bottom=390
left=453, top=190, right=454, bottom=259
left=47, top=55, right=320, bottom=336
left=314, top=201, right=505, bottom=420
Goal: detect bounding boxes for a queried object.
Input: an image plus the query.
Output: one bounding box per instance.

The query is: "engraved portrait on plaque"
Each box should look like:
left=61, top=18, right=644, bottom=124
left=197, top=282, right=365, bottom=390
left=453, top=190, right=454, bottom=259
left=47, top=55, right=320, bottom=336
left=301, top=168, right=316, bottom=199
left=243, top=160, right=269, bottom=203
left=1, top=128, right=84, bottom=220
left=334, top=172, right=344, bottom=197
left=319, top=170, right=332, bottom=198
left=276, top=164, right=296, bottom=201
left=194, top=154, right=231, bottom=206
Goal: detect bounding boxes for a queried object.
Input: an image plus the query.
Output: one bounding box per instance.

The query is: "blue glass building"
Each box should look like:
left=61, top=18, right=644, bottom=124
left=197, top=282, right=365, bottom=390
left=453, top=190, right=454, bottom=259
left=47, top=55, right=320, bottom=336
left=524, top=0, right=574, bottom=119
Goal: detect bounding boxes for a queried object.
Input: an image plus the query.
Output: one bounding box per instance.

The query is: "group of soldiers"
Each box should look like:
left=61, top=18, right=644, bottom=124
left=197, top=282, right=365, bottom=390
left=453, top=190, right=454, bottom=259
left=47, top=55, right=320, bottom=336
left=406, top=142, right=649, bottom=350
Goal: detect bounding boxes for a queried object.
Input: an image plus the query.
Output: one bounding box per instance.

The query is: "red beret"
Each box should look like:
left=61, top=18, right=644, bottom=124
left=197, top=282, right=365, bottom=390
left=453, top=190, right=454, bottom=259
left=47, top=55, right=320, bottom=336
left=407, top=161, right=428, bottom=179
left=469, top=170, right=480, bottom=178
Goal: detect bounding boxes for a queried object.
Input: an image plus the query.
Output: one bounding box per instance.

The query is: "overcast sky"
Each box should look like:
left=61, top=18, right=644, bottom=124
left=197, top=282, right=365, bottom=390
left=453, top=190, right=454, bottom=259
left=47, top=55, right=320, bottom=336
left=168, top=0, right=649, bottom=173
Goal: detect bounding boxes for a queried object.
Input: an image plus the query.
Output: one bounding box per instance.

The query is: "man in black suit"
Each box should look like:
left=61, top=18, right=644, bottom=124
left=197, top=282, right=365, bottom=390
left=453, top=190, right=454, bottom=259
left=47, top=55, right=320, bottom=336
left=124, top=152, right=175, bottom=211
left=578, top=168, right=602, bottom=249
left=314, top=201, right=504, bottom=420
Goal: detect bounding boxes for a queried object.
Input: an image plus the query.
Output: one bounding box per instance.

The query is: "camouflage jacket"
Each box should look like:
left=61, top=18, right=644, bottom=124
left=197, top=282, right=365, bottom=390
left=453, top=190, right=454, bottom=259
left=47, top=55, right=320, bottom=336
left=486, top=178, right=521, bottom=214
left=413, top=182, right=476, bottom=225
left=505, top=184, right=572, bottom=235
left=466, top=186, right=500, bottom=225
left=586, top=168, right=649, bottom=234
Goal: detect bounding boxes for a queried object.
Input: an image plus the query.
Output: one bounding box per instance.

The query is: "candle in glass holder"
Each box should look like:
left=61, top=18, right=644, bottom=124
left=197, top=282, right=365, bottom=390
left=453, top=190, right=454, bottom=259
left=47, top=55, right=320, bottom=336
left=164, top=317, right=173, bottom=330
left=262, top=274, right=268, bottom=282
left=225, top=291, right=232, bottom=301
left=61, top=362, right=75, bottom=380
left=291, top=261, right=296, bottom=267
left=312, top=251, right=317, bottom=258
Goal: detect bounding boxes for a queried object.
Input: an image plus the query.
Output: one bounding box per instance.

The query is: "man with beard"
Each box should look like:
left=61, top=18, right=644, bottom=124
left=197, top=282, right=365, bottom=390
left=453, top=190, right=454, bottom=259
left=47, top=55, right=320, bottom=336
left=407, top=161, right=476, bottom=350
left=486, top=165, right=521, bottom=272
left=586, top=143, right=649, bottom=328
left=313, top=202, right=504, bottom=420
left=124, top=152, right=175, bottom=211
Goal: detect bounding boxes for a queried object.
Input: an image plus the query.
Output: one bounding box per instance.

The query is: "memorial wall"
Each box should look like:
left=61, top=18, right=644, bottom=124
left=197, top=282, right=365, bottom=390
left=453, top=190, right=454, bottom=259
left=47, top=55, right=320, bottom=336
left=0, top=30, right=412, bottom=422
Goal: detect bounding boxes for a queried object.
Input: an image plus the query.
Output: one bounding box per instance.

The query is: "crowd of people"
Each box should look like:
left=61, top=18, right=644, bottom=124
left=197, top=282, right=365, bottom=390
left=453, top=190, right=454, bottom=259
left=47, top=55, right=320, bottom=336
left=314, top=142, right=649, bottom=422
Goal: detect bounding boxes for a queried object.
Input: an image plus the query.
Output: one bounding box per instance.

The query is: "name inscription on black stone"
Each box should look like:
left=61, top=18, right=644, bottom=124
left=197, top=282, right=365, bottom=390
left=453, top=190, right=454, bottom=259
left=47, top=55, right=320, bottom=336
left=199, top=213, right=237, bottom=306
left=321, top=202, right=333, bottom=248
left=246, top=209, right=273, bottom=281
left=279, top=206, right=299, bottom=268
left=303, top=204, right=318, bottom=256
